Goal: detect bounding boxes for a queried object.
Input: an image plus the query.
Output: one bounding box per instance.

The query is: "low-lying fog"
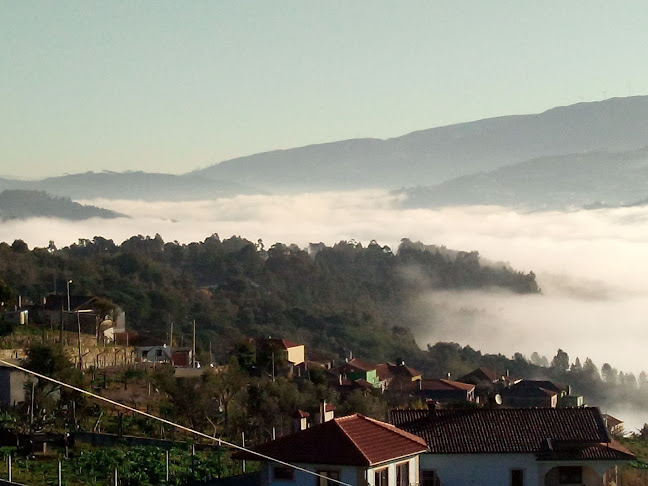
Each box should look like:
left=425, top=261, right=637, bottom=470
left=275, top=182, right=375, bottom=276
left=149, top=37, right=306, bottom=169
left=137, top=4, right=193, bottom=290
left=2, top=190, right=647, bottom=383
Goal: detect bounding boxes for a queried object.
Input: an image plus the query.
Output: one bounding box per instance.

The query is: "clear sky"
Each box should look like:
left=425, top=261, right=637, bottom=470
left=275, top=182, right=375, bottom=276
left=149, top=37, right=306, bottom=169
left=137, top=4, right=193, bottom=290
left=2, top=1, right=648, bottom=179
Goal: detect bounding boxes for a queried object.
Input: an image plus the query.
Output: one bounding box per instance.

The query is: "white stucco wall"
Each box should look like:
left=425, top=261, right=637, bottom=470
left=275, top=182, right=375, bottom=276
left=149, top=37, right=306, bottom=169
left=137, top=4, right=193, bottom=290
left=420, top=453, right=615, bottom=486
left=421, top=453, right=539, bottom=486
left=263, top=456, right=419, bottom=486
left=264, top=462, right=361, bottom=486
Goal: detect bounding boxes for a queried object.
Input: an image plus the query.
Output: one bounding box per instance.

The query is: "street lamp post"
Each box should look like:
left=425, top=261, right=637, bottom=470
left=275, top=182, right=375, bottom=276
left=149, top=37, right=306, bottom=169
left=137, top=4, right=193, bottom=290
left=67, top=309, right=93, bottom=370
left=66, top=279, right=72, bottom=312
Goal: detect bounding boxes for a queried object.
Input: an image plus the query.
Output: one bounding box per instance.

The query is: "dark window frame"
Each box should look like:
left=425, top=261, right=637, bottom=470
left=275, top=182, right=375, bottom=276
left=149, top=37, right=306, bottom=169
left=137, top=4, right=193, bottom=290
left=558, top=466, right=582, bottom=484
left=374, top=467, right=389, bottom=486
left=273, top=466, right=295, bottom=481
left=421, top=469, right=439, bottom=486
left=316, top=469, right=340, bottom=486
left=510, top=468, right=524, bottom=486
left=396, top=461, right=410, bottom=486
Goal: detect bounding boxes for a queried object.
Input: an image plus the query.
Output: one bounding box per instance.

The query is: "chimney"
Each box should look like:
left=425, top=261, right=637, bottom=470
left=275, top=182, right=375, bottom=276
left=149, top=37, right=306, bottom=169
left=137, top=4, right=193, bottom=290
left=447, top=372, right=451, bottom=380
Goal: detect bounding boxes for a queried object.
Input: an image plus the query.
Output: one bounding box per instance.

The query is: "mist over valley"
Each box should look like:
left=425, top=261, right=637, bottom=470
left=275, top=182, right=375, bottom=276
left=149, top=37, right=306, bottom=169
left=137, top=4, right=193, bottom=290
left=4, top=96, right=648, bottom=430
left=2, top=191, right=646, bottom=378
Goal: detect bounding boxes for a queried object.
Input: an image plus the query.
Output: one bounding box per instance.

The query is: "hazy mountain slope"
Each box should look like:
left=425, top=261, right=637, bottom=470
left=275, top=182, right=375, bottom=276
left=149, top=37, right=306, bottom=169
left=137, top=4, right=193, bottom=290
left=193, top=96, right=648, bottom=191
left=0, top=172, right=260, bottom=201
left=399, top=147, right=648, bottom=210
left=0, top=190, right=127, bottom=220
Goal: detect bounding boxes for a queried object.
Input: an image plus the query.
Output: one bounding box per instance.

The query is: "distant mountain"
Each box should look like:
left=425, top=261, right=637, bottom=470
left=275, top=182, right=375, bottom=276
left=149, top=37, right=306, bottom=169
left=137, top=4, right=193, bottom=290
left=192, top=96, right=648, bottom=192
left=0, top=171, right=260, bottom=201
left=4, top=96, right=648, bottom=204
left=0, top=190, right=126, bottom=220
left=398, top=147, right=648, bottom=210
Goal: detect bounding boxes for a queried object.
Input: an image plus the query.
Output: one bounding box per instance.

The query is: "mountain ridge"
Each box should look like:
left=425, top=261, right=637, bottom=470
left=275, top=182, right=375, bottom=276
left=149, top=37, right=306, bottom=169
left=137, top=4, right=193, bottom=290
left=3, top=96, right=648, bottom=204
left=398, top=146, right=648, bottom=210
left=192, top=95, right=648, bottom=191
left=0, top=190, right=127, bottom=220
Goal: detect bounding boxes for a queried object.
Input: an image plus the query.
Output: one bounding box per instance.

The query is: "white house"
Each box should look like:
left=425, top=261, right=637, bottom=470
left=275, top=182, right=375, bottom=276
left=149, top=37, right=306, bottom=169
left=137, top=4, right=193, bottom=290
left=235, top=413, right=428, bottom=486
left=390, top=407, right=633, bottom=486
left=0, top=360, right=31, bottom=407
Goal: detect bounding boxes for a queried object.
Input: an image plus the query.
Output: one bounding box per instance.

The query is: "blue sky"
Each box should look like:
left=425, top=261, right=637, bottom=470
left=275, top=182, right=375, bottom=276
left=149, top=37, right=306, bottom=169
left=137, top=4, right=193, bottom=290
left=2, top=1, right=648, bottom=178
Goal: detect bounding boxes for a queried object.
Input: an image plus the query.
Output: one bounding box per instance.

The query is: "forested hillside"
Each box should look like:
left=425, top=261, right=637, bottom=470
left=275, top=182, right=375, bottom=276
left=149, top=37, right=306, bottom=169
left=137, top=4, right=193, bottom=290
left=2, top=235, right=647, bottom=438
left=0, top=190, right=126, bottom=220
left=0, top=234, right=538, bottom=363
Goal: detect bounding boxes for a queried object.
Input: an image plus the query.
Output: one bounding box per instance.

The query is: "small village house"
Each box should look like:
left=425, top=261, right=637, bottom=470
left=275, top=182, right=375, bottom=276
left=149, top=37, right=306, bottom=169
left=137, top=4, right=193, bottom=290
left=235, top=414, right=428, bottom=486
left=416, top=379, right=475, bottom=404
left=0, top=360, right=30, bottom=407
left=390, top=407, right=633, bottom=486
left=331, top=358, right=381, bottom=389
left=501, top=380, right=569, bottom=408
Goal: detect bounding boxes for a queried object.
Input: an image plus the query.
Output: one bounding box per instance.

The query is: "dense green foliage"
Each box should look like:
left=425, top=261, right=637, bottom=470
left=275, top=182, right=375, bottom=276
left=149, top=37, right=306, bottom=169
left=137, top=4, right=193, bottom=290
left=0, top=444, right=235, bottom=486
left=1, top=234, right=647, bottom=428
left=0, top=234, right=538, bottom=363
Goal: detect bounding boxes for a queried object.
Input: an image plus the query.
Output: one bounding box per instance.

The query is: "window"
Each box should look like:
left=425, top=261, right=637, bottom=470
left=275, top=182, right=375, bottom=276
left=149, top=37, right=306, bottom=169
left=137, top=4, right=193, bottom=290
left=273, top=466, right=294, bottom=481
left=316, top=470, right=340, bottom=486
left=396, top=462, right=409, bottom=486
left=421, top=469, right=439, bottom=486
left=558, top=466, right=582, bottom=484
left=510, top=469, right=524, bottom=486
left=374, top=468, right=388, bottom=486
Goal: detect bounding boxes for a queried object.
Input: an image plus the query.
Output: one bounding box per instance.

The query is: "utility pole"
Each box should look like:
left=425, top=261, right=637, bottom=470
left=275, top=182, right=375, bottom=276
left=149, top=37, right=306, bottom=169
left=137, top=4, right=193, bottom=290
left=272, top=352, right=275, bottom=382
left=66, top=279, right=72, bottom=312
left=242, top=432, right=246, bottom=473
left=59, top=305, right=64, bottom=343
left=30, top=381, right=35, bottom=428
left=169, top=319, right=174, bottom=366
left=77, top=311, right=83, bottom=369
left=192, top=319, right=196, bottom=368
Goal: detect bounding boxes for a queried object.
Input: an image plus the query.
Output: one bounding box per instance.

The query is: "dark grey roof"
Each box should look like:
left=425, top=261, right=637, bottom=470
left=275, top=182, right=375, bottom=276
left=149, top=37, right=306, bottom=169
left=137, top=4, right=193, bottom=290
left=390, top=408, right=611, bottom=454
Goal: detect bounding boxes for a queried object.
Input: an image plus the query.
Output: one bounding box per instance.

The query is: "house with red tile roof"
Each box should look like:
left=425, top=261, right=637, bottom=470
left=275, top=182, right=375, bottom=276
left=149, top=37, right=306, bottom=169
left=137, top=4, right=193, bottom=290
left=416, top=379, right=475, bottom=404
left=500, top=380, right=569, bottom=408
left=390, top=407, right=633, bottom=486
left=235, top=414, right=428, bottom=486
left=255, top=338, right=305, bottom=366
left=331, top=358, right=381, bottom=388
left=457, top=367, right=521, bottom=404
left=376, top=361, right=422, bottom=388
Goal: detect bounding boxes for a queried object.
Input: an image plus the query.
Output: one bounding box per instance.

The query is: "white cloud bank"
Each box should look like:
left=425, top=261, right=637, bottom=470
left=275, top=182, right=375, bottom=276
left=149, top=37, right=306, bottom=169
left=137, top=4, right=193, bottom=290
left=2, top=190, right=648, bottom=374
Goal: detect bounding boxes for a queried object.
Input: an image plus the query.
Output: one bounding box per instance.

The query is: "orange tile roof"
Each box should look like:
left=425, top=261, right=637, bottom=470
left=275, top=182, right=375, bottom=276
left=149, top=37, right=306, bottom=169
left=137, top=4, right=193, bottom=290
left=418, top=379, right=475, bottom=392
left=375, top=363, right=392, bottom=381
left=255, top=337, right=302, bottom=349
left=459, top=367, right=500, bottom=383
left=338, top=358, right=377, bottom=372
left=537, top=439, right=634, bottom=461
left=236, top=414, right=427, bottom=466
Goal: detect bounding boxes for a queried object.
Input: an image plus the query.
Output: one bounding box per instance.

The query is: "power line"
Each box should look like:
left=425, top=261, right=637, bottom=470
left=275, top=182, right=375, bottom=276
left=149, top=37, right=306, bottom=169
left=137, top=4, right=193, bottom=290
left=0, top=358, right=351, bottom=486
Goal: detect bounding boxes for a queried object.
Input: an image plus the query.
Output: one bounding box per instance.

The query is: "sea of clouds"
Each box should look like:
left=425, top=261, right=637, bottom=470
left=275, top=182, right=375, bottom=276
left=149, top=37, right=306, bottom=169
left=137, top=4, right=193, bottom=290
left=2, top=190, right=647, bottom=379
